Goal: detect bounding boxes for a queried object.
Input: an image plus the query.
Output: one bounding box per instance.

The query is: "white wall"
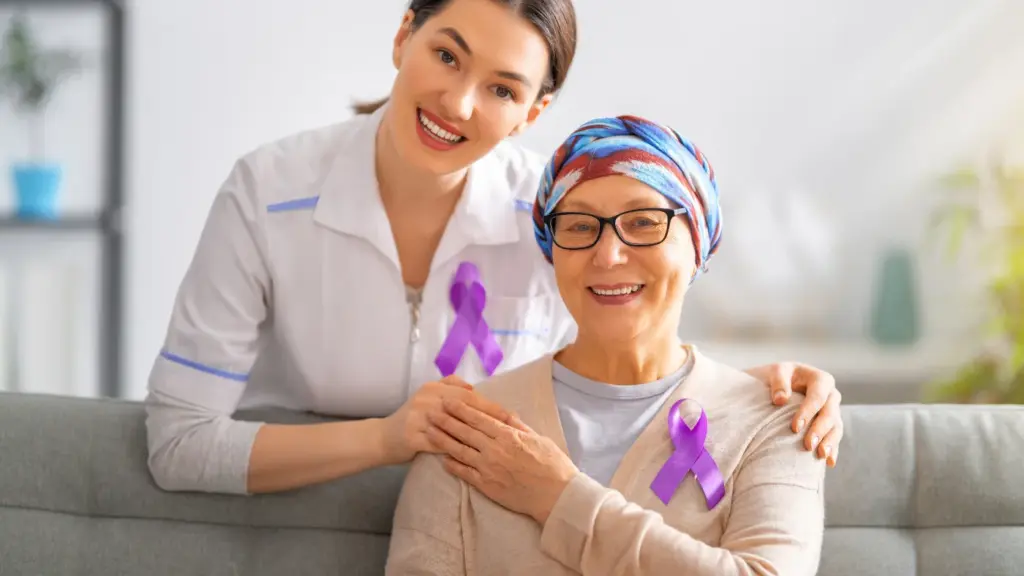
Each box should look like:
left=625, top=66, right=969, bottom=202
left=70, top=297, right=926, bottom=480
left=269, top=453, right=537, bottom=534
left=123, top=0, right=1024, bottom=400
left=0, top=6, right=107, bottom=397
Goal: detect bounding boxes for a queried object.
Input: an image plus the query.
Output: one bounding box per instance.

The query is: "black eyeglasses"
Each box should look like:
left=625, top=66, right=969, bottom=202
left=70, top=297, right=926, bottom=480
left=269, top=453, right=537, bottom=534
left=543, top=207, right=688, bottom=251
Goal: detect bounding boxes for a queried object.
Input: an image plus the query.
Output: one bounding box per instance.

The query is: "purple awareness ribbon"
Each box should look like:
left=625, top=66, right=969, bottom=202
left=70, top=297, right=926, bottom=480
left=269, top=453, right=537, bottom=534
left=649, top=398, right=725, bottom=509
left=434, top=261, right=504, bottom=377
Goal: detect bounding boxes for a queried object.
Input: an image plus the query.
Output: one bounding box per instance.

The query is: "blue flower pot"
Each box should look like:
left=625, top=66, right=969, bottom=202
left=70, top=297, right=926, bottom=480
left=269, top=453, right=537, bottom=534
left=12, top=163, right=63, bottom=220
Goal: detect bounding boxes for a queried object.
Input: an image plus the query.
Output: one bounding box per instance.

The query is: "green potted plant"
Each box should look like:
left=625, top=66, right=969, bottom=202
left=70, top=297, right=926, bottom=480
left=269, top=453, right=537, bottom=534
left=0, top=12, right=84, bottom=219
left=927, top=157, right=1024, bottom=403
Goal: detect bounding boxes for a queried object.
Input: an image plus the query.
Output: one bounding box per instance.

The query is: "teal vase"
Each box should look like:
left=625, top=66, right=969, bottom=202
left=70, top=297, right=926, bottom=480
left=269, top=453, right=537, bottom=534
left=870, top=248, right=919, bottom=346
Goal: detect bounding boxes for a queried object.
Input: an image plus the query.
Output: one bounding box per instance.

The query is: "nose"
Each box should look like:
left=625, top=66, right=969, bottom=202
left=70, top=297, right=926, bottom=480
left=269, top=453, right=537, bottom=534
left=440, top=80, right=475, bottom=122
left=591, top=225, right=628, bottom=269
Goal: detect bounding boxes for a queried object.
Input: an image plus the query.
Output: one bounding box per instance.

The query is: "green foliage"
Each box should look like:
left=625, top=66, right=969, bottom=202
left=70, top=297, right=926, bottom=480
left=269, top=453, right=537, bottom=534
left=0, top=12, right=83, bottom=112
left=927, top=159, right=1024, bottom=403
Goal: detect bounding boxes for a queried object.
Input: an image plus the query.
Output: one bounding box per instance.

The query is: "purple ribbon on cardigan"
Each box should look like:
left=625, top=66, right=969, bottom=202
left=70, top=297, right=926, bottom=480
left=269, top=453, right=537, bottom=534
left=434, top=262, right=504, bottom=377
left=650, top=398, right=725, bottom=508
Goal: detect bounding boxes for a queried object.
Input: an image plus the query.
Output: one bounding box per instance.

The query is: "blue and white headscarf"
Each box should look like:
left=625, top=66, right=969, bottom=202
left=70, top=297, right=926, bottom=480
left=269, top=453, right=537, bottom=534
left=532, top=115, right=723, bottom=278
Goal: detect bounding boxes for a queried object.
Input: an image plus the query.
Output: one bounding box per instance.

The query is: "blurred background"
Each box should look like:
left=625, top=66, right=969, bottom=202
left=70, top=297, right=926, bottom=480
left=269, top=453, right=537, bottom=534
left=0, top=0, right=1022, bottom=405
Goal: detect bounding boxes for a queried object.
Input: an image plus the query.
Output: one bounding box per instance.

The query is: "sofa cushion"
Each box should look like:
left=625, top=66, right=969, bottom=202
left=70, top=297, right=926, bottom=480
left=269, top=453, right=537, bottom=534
left=819, top=404, right=1024, bottom=576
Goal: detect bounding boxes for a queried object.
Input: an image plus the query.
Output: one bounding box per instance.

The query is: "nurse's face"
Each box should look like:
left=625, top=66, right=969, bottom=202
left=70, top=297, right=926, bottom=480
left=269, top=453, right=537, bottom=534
left=386, top=0, right=554, bottom=175
left=550, top=176, right=697, bottom=348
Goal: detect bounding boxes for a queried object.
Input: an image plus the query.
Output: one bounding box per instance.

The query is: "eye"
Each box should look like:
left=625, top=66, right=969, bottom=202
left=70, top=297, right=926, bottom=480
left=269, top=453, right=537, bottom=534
left=492, top=85, right=516, bottom=101
left=436, top=49, right=457, bottom=67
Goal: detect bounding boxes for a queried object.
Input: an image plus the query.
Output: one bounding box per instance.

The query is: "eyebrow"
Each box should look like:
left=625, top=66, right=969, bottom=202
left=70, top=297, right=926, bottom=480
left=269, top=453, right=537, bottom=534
left=559, top=197, right=661, bottom=212
left=438, top=27, right=534, bottom=88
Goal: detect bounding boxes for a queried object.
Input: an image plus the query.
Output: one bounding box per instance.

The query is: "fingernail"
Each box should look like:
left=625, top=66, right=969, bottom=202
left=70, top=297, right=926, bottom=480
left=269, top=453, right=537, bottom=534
left=796, top=419, right=806, bottom=433
left=823, top=445, right=831, bottom=460
left=811, top=435, right=819, bottom=449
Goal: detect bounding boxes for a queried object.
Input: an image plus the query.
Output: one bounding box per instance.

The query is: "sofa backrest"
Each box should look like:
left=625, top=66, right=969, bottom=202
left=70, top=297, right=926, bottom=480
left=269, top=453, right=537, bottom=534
left=819, top=404, right=1024, bottom=576
left=0, top=392, right=1021, bottom=575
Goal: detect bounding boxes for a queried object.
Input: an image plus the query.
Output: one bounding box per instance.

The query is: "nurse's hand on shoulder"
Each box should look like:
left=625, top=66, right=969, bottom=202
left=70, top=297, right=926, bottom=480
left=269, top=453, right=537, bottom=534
left=382, top=376, right=511, bottom=465
left=746, top=362, right=843, bottom=468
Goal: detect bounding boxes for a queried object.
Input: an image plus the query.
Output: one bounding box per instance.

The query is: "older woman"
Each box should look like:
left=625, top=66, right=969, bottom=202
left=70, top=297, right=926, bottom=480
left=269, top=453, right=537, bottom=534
left=385, top=116, right=826, bottom=575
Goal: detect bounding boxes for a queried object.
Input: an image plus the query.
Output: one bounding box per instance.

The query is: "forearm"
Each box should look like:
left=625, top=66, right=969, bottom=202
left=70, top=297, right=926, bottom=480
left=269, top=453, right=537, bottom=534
left=147, top=388, right=397, bottom=495
left=247, top=417, right=394, bottom=493
left=540, top=474, right=818, bottom=576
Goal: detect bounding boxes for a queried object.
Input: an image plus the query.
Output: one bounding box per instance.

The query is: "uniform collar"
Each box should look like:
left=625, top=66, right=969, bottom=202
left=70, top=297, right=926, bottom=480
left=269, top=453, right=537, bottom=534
left=314, top=103, right=521, bottom=273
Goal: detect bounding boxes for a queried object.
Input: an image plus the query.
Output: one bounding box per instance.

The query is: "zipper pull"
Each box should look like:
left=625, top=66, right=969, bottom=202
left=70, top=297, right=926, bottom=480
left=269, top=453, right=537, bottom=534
left=410, top=300, right=421, bottom=343
left=406, top=286, right=423, bottom=343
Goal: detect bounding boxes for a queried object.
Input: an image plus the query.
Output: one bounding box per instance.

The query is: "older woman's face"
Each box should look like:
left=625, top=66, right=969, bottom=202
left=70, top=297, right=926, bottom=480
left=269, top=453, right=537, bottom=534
left=551, top=175, right=697, bottom=345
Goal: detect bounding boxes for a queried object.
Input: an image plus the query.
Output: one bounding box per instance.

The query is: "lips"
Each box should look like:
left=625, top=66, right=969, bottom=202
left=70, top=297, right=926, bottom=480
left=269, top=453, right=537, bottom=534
left=588, top=284, right=645, bottom=296
left=417, top=108, right=466, bottom=143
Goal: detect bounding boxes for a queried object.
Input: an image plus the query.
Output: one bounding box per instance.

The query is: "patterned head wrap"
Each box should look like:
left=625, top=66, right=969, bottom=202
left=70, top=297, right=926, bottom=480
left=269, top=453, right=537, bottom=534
left=532, top=115, right=723, bottom=278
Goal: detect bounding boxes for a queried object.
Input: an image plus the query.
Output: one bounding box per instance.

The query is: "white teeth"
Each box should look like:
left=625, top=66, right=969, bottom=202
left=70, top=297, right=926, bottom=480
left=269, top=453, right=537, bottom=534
left=419, top=111, right=463, bottom=143
left=591, top=285, right=643, bottom=296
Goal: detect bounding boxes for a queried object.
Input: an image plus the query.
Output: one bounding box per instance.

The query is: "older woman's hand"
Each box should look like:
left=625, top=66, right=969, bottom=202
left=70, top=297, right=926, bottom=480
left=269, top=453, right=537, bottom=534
left=426, top=397, right=579, bottom=525
left=382, top=376, right=513, bottom=465
left=746, top=362, right=843, bottom=467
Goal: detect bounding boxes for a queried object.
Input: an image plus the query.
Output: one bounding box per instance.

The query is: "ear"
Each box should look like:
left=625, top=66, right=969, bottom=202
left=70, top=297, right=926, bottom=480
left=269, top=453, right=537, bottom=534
left=392, top=10, right=416, bottom=69
left=509, top=93, right=555, bottom=136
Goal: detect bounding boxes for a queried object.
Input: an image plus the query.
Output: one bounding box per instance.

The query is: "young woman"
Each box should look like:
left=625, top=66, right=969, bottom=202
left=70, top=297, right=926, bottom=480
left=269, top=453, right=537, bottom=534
left=145, top=0, right=843, bottom=496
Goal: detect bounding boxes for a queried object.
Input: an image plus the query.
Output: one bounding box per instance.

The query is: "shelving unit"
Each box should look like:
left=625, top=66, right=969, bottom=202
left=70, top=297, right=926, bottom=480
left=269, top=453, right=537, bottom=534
left=0, top=0, right=125, bottom=398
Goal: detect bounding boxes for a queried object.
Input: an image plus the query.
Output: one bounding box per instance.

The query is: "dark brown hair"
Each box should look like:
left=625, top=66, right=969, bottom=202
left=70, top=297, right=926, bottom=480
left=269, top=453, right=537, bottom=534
left=352, top=0, right=577, bottom=115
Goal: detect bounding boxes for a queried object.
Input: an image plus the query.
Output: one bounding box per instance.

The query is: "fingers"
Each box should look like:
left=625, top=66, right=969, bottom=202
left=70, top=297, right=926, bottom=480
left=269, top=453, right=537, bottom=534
left=791, top=374, right=833, bottom=434
left=766, top=363, right=795, bottom=406
left=506, top=412, right=534, bottom=434
left=810, top=390, right=843, bottom=466
left=464, top=395, right=512, bottom=424
left=429, top=407, right=492, bottom=451
left=817, top=425, right=842, bottom=468
left=440, top=375, right=474, bottom=391
left=435, top=377, right=511, bottom=423
left=443, top=397, right=510, bottom=439
left=442, top=455, right=481, bottom=484
left=425, top=423, right=480, bottom=466
left=801, top=389, right=841, bottom=455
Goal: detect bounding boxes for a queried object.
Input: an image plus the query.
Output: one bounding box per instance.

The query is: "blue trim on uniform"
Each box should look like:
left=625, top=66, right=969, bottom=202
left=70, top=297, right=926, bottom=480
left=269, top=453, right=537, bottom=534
left=493, top=328, right=548, bottom=339
left=513, top=199, right=533, bottom=212
left=160, top=350, right=249, bottom=382
left=267, top=196, right=320, bottom=213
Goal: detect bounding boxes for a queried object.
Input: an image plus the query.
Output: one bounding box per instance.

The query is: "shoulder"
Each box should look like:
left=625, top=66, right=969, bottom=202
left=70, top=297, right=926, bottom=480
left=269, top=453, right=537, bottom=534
left=690, top=350, right=805, bottom=444
left=691, top=350, right=823, bottom=487
left=487, top=140, right=549, bottom=207
left=223, top=115, right=370, bottom=210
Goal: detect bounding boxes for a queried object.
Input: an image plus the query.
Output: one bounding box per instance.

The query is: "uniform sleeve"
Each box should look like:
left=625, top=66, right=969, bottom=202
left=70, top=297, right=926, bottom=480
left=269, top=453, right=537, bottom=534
left=539, top=405, right=826, bottom=575
left=144, top=160, right=271, bottom=495
left=386, top=454, right=467, bottom=575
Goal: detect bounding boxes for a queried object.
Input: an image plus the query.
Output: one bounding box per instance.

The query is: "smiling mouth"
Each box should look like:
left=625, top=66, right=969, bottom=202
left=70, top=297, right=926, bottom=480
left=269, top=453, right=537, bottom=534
left=418, top=109, right=466, bottom=144
left=588, top=284, right=645, bottom=296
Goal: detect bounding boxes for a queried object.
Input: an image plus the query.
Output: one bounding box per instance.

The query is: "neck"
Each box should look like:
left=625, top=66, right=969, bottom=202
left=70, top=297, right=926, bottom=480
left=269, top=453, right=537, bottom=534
left=374, top=108, right=468, bottom=209
left=556, top=329, right=689, bottom=385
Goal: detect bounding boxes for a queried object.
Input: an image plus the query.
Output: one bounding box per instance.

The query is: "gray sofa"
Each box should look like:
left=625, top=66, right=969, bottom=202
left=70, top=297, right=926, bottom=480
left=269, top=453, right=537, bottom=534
left=0, top=392, right=1021, bottom=575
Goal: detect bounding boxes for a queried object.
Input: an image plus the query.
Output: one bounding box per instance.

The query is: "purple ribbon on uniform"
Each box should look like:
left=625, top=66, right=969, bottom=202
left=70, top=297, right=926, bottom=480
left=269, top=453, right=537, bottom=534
left=434, top=261, right=504, bottom=377
left=650, top=398, right=725, bottom=509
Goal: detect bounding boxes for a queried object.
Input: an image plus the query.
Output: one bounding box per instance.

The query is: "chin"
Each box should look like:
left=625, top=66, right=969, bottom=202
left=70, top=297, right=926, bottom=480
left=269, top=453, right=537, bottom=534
left=580, top=321, right=645, bottom=346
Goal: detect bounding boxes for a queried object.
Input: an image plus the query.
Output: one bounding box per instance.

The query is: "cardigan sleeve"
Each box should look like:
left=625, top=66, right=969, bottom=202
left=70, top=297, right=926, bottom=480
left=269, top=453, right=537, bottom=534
left=539, top=406, right=826, bottom=576
left=386, top=454, right=467, bottom=576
